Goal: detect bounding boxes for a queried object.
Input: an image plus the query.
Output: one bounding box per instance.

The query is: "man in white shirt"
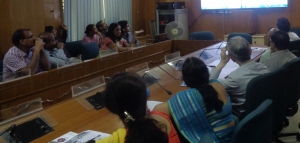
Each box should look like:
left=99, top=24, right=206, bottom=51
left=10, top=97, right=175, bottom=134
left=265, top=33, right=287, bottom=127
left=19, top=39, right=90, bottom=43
left=261, top=31, right=296, bottom=72
left=210, top=36, right=269, bottom=112
left=276, top=17, right=300, bottom=41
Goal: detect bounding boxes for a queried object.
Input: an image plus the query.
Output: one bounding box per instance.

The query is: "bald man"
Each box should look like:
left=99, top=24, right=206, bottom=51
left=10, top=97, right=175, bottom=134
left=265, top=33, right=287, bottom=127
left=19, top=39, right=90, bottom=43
left=261, top=31, right=296, bottom=72
left=259, top=28, right=279, bottom=63
left=39, top=32, right=69, bottom=68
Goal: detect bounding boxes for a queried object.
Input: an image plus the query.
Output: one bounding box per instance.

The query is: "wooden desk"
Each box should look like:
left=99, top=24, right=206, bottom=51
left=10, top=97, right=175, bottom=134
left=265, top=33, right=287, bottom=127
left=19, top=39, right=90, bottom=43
left=31, top=65, right=187, bottom=143
left=160, top=42, right=267, bottom=80
left=0, top=40, right=223, bottom=111
left=224, top=34, right=267, bottom=46
left=0, top=41, right=173, bottom=110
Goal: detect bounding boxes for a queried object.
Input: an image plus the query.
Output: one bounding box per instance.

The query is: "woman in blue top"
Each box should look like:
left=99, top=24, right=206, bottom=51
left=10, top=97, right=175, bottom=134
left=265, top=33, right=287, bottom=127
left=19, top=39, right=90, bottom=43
left=154, top=57, right=236, bottom=143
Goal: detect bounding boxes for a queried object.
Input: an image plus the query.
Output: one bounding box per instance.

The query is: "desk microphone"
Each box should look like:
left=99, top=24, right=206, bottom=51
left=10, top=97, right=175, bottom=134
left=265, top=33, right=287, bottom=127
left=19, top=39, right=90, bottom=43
left=142, top=73, right=172, bottom=95
left=156, top=81, right=172, bottom=95
left=199, top=42, right=227, bottom=59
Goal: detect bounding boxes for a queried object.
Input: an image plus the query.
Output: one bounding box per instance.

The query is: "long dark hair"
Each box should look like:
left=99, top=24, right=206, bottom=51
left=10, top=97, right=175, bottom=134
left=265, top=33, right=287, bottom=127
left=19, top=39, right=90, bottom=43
left=104, top=72, right=168, bottom=143
left=182, top=57, right=224, bottom=112
left=107, top=23, right=121, bottom=43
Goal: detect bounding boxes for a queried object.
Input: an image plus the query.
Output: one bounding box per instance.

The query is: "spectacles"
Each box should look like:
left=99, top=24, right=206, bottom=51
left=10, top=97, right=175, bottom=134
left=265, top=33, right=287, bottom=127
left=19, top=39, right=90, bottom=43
left=23, top=35, right=34, bottom=39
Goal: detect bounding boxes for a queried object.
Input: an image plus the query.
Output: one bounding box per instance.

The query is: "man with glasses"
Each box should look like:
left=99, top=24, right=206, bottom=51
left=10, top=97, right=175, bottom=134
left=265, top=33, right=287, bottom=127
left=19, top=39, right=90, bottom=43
left=261, top=31, right=296, bottom=72
left=118, top=20, right=144, bottom=44
left=210, top=36, right=269, bottom=112
left=2, top=29, right=50, bottom=78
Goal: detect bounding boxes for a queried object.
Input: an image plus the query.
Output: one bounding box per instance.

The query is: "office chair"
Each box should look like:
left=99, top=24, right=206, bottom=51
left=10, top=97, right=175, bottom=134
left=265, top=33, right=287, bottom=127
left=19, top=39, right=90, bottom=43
left=244, top=67, right=288, bottom=142
left=278, top=58, right=300, bottom=141
left=288, top=39, right=300, bottom=57
left=190, top=31, right=214, bottom=40
left=81, top=42, right=99, bottom=61
left=65, top=40, right=84, bottom=57
left=228, top=32, right=252, bottom=44
left=290, top=28, right=300, bottom=37
left=231, top=99, right=273, bottom=143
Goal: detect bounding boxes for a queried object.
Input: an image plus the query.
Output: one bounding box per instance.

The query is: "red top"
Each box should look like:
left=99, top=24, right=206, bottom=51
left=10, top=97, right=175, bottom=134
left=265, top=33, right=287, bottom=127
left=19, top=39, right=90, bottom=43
left=150, top=110, right=180, bottom=143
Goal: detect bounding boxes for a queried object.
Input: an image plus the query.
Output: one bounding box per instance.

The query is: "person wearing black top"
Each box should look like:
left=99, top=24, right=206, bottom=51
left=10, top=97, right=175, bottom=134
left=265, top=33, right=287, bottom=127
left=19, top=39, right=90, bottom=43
left=45, top=24, right=68, bottom=44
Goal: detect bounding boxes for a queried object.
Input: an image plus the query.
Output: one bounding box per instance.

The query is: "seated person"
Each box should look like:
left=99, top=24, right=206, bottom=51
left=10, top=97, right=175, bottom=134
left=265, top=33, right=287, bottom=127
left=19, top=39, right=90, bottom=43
left=154, top=57, right=236, bottom=142
left=261, top=31, right=296, bottom=72
left=82, top=24, right=103, bottom=47
left=261, top=17, right=300, bottom=62
left=118, top=20, right=144, bottom=44
left=276, top=17, right=300, bottom=41
left=96, top=20, right=108, bottom=37
left=210, top=36, right=269, bottom=112
left=96, top=72, right=180, bottom=143
left=259, top=28, right=279, bottom=64
left=103, top=23, right=131, bottom=52
left=45, top=24, right=68, bottom=44
left=3, top=29, right=50, bottom=78
left=39, top=32, right=80, bottom=68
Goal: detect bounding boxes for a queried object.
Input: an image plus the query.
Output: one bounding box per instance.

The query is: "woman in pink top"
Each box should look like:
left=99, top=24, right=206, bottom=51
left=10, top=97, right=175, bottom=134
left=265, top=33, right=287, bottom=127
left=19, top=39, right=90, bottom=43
left=82, top=24, right=102, bottom=46
left=104, top=23, right=131, bottom=52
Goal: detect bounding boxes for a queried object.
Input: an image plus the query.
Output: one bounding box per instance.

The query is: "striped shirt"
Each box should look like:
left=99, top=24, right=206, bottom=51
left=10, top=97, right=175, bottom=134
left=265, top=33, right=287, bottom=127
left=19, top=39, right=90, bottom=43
left=3, top=46, right=42, bottom=78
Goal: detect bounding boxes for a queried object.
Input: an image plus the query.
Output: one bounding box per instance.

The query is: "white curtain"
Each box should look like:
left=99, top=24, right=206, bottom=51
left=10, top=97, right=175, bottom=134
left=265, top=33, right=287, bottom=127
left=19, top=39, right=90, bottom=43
left=64, top=0, right=132, bottom=42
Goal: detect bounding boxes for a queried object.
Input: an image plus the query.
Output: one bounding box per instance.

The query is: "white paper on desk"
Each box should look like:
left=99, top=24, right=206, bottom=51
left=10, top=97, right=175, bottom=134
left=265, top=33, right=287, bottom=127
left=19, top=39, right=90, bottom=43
left=180, top=81, right=187, bottom=87
left=219, top=60, right=239, bottom=79
left=49, top=131, right=78, bottom=143
left=147, top=101, right=163, bottom=111
left=65, top=130, right=110, bottom=143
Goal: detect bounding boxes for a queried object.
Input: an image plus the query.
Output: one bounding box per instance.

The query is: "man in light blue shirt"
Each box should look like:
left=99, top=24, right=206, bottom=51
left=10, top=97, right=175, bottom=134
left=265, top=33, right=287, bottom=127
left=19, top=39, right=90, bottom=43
left=39, top=32, right=70, bottom=68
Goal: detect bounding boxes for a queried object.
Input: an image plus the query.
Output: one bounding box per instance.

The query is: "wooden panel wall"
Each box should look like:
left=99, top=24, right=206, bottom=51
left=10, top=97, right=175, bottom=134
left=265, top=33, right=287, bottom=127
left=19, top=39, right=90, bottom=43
left=142, top=0, right=300, bottom=40
left=0, top=0, right=62, bottom=59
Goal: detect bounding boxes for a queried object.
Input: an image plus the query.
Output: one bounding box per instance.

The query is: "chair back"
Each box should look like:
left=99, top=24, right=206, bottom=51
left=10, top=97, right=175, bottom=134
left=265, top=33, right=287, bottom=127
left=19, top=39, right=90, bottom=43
left=231, top=99, right=273, bottom=143
left=290, top=28, right=300, bottom=37
left=81, top=42, right=99, bottom=61
left=65, top=40, right=83, bottom=57
left=245, top=67, right=287, bottom=135
left=288, top=39, right=300, bottom=56
left=190, top=31, right=214, bottom=40
left=228, top=32, right=252, bottom=44
left=283, top=57, right=300, bottom=107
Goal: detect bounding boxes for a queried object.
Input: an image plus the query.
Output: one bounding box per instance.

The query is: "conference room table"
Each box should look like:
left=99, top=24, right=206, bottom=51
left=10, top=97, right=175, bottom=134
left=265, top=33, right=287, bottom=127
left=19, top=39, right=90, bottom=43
left=0, top=40, right=267, bottom=142
left=160, top=42, right=267, bottom=80
left=31, top=67, right=188, bottom=143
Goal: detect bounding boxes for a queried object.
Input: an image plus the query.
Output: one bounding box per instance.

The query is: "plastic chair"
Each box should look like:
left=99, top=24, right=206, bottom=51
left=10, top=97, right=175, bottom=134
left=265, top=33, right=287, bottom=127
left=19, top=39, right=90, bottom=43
left=231, top=99, right=273, bottom=143
left=81, top=42, right=100, bottom=61
left=228, top=32, right=252, bottom=44
left=65, top=40, right=84, bottom=57
left=190, top=31, right=214, bottom=40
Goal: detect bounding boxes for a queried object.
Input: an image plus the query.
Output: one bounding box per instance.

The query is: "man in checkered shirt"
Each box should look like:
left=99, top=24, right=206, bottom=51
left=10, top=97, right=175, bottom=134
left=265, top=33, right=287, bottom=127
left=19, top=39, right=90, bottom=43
left=2, top=29, right=50, bottom=80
